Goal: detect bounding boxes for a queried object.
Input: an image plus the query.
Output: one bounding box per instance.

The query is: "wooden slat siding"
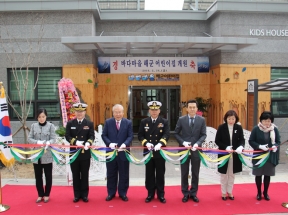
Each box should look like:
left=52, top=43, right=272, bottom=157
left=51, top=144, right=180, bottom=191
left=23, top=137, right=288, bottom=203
left=63, top=64, right=97, bottom=125
left=63, top=64, right=270, bottom=130
left=96, top=73, right=212, bottom=125
left=210, top=64, right=271, bottom=130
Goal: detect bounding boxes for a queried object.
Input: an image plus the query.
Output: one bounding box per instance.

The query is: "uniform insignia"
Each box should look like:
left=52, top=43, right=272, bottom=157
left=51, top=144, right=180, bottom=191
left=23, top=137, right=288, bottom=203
left=71, top=127, right=76, bottom=129
left=160, top=130, right=162, bottom=133
left=145, top=126, right=149, bottom=132
left=158, top=123, right=164, bottom=128
left=83, top=126, right=89, bottom=129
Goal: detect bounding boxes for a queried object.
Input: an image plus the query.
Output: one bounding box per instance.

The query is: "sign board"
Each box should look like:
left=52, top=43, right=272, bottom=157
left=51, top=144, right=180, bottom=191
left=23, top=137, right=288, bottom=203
left=98, top=57, right=209, bottom=74
left=247, top=79, right=258, bottom=131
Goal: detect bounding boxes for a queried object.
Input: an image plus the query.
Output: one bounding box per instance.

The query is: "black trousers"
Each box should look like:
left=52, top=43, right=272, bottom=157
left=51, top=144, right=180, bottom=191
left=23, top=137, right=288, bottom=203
left=33, top=162, right=53, bottom=197
left=106, top=155, right=130, bottom=197
left=145, top=157, right=166, bottom=198
left=181, top=153, right=201, bottom=197
left=70, top=159, right=90, bottom=199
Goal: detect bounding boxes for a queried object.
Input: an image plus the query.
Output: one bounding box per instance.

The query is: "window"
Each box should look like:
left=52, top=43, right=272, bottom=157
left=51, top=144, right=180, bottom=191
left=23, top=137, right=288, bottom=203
left=8, top=68, right=62, bottom=120
left=146, top=89, right=156, bottom=102
left=271, top=68, right=288, bottom=117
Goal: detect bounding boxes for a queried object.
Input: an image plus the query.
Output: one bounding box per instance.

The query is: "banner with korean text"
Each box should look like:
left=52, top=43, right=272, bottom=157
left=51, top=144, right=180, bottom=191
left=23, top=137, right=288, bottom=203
left=98, top=57, right=209, bottom=74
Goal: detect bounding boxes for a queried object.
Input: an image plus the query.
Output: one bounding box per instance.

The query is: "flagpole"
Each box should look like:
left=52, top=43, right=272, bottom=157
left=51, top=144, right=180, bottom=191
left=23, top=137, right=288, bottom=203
left=0, top=82, right=10, bottom=212
left=0, top=171, right=10, bottom=212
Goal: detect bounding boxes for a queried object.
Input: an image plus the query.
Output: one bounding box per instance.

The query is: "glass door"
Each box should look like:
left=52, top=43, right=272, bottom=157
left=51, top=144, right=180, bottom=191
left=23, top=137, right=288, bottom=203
left=130, top=86, right=180, bottom=133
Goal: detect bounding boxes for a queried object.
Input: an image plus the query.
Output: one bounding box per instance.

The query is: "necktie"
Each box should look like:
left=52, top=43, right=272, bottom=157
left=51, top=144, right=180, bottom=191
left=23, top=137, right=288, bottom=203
left=152, top=120, right=156, bottom=124
left=116, top=121, right=120, bottom=130
left=190, top=117, right=194, bottom=129
left=78, top=120, right=82, bottom=125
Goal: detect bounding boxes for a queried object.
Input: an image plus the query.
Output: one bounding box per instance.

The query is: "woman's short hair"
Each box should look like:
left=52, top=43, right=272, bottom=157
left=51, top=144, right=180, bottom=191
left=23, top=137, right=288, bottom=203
left=36, top=108, right=47, bottom=119
left=259, top=111, right=274, bottom=123
left=223, top=110, right=239, bottom=123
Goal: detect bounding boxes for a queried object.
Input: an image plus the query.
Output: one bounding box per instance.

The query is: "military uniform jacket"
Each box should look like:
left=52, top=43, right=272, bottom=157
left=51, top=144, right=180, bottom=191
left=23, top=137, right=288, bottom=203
left=138, top=117, right=170, bottom=158
left=65, top=118, right=95, bottom=160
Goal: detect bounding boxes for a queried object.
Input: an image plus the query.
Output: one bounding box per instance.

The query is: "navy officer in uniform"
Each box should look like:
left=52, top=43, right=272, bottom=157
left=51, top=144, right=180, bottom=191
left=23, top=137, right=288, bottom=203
left=65, top=103, right=95, bottom=203
left=138, top=101, right=170, bottom=203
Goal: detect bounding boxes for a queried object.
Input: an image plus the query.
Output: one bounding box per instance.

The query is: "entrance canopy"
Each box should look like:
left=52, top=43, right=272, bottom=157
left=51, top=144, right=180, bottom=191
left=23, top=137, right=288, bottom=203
left=61, top=36, right=258, bottom=55
left=258, top=78, right=288, bottom=91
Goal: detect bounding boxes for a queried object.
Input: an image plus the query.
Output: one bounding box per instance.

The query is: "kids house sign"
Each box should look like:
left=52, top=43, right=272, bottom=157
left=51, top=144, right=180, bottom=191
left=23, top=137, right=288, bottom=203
left=250, top=29, right=288, bottom=37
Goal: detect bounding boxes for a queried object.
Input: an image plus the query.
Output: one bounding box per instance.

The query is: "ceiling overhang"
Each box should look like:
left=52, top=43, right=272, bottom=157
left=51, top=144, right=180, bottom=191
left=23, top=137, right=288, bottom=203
left=258, top=79, right=288, bottom=91
left=61, top=36, right=258, bottom=56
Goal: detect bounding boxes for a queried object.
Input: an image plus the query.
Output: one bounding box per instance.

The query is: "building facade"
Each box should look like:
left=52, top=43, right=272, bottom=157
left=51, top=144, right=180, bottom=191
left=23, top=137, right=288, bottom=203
left=0, top=0, right=287, bottom=142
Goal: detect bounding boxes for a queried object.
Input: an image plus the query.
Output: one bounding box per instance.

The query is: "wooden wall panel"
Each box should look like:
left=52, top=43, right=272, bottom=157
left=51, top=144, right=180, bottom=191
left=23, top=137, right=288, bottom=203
left=95, top=73, right=211, bottom=124
left=210, top=64, right=271, bottom=130
left=63, top=64, right=271, bottom=131
left=63, top=64, right=97, bottom=126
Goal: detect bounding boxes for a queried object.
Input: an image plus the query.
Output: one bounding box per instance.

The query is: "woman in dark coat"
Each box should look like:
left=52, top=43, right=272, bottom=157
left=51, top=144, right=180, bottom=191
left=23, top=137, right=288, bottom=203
left=215, top=110, right=245, bottom=201
left=249, top=111, right=280, bottom=201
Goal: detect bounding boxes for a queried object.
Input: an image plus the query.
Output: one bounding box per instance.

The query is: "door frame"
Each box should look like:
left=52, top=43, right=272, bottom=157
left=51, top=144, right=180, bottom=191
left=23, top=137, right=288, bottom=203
left=129, top=85, right=181, bottom=132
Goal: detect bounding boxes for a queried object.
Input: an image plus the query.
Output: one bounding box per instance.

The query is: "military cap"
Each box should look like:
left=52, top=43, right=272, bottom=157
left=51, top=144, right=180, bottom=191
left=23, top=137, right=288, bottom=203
left=147, top=101, right=162, bottom=110
left=73, top=103, right=88, bottom=111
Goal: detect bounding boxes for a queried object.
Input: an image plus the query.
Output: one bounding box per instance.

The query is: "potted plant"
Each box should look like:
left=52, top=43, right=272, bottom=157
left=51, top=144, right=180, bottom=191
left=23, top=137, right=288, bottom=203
left=195, top=97, right=212, bottom=117
left=55, top=126, right=66, bottom=137
left=55, top=126, right=67, bottom=145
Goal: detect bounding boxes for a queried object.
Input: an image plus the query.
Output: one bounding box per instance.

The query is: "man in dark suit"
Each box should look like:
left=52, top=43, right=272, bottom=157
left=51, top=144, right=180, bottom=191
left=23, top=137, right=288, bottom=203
left=174, top=99, right=207, bottom=203
left=138, top=101, right=170, bottom=204
left=102, top=104, right=133, bottom=202
left=65, top=103, right=95, bottom=203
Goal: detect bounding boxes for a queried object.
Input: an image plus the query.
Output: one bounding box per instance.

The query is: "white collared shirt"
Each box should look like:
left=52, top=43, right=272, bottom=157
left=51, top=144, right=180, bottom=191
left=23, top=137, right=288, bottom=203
left=115, top=119, right=121, bottom=126
left=151, top=117, right=158, bottom=123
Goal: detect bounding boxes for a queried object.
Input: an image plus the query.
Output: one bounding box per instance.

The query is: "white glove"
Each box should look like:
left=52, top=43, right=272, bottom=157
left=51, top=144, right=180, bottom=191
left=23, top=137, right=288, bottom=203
left=183, top=141, right=191, bottom=148
left=272, top=145, right=277, bottom=152
left=109, top=143, right=118, bottom=149
left=45, top=141, right=51, bottom=150
left=226, top=146, right=233, bottom=152
left=154, top=143, right=162, bottom=151
left=191, top=143, right=198, bottom=151
left=118, top=143, right=126, bottom=151
left=76, top=141, right=84, bottom=147
left=37, top=140, right=45, bottom=145
left=146, top=143, right=154, bottom=150
left=259, top=144, right=269, bottom=151
left=235, top=146, right=244, bottom=154
left=84, top=142, right=90, bottom=150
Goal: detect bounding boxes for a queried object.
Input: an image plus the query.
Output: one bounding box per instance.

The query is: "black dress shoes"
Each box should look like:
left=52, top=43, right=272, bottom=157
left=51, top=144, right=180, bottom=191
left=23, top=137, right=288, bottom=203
left=222, top=197, right=227, bottom=201
left=256, top=194, right=262, bottom=200
left=159, top=197, right=166, bottom=203
left=228, top=196, right=234, bottom=200
left=191, top=196, right=199, bottom=203
left=82, top=197, right=89, bottom=202
left=120, top=196, right=128, bottom=202
left=73, top=197, right=80, bottom=203
left=145, top=196, right=154, bottom=203
left=106, top=195, right=115, bottom=201
left=263, top=193, right=270, bottom=201
left=182, top=196, right=189, bottom=203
